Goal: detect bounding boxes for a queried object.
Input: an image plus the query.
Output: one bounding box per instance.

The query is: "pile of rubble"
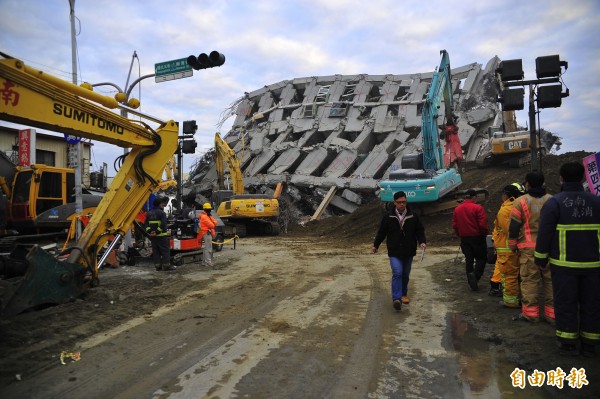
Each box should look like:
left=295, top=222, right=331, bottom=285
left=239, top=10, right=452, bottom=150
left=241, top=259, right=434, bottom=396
left=184, top=56, right=558, bottom=223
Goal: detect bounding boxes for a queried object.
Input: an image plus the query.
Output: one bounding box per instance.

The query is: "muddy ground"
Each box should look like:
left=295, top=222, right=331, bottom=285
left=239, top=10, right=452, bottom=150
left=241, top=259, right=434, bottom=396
left=0, top=151, right=598, bottom=398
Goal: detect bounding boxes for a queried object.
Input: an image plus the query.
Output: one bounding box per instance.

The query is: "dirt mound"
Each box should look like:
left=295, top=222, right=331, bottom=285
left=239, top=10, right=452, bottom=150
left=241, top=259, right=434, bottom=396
left=289, top=151, right=592, bottom=248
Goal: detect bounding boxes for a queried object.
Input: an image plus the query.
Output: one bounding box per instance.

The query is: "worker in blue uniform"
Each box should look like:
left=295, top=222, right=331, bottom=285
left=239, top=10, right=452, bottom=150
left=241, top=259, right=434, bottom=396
left=535, top=162, right=600, bottom=357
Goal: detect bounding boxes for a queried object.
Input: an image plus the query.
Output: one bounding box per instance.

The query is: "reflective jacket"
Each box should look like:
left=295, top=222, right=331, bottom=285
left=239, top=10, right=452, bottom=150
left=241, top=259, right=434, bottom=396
left=492, top=197, right=514, bottom=253
left=508, top=188, right=552, bottom=249
left=535, top=182, right=600, bottom=268
left=145, top=207, right=169, bottom=237
left=199, top=211, right=217, bottom=238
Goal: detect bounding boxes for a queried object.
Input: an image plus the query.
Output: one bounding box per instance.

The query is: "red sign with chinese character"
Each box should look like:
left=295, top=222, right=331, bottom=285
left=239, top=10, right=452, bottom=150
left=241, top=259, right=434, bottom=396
left=18, top=129, right=32, bottom=166
left=583, top=152, right=600, bottom=197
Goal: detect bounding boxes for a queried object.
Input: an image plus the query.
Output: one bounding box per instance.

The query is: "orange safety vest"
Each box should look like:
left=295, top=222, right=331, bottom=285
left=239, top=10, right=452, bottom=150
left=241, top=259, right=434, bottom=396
left=508, top=194, right=551, bottom=249
left=198, top=212, right=217, bottom=238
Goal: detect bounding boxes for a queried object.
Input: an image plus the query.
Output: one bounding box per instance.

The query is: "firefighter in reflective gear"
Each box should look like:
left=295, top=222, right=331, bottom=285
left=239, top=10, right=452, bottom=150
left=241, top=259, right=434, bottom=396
left=199, top=202, right=217, bottom=267
left=535, top=162, right=600, bottom=357
left=144, top=197, right=174, bottom=271
left=508, top=172, right=553, bottom=323
left=492, top=183, right=524, bottom=307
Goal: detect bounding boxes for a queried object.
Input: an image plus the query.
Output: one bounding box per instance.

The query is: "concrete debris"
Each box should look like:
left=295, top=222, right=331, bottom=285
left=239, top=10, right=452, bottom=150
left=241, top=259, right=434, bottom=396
left=185, top=56, right=560, bottom=224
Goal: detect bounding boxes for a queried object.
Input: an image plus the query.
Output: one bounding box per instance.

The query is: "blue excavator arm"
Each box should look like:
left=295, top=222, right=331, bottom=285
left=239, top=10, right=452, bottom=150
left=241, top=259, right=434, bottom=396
left=422, top=49, right=454, bottom=171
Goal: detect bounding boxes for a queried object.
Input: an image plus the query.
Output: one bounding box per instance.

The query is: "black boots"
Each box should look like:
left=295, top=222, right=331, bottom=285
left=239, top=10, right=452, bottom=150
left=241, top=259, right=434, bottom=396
left=488, top=281, right=502, bottom=297
left=467, top=273, right=478, bottom=291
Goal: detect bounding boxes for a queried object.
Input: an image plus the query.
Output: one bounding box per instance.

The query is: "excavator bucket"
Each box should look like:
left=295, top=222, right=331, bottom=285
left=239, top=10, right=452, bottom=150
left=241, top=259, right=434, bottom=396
left=0, top=245, right=89, bottom=317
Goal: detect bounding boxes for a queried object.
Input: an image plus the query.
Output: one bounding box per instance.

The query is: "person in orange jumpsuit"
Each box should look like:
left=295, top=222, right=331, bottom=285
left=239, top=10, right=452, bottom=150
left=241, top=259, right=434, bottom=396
left=508, top=172, right=553, bottom=324
left=491, top=183, right=524, bottom=306
left=198, top=202, right=218, bottom=267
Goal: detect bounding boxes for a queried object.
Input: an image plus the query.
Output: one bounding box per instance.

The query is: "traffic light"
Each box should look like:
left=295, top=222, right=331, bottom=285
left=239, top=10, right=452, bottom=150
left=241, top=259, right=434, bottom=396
left=537, top=84, right=566, bottom=108
left=497, top=59, right=523, bottom=82
left=499, top=88, right=525, bottom=111
left=182, top=120, right=197, bottom=135
left=181, top=139, right=197, bottom=154
left=536, top=55, right=568, bottom=79
left=187, top=51, right=225, bottom=70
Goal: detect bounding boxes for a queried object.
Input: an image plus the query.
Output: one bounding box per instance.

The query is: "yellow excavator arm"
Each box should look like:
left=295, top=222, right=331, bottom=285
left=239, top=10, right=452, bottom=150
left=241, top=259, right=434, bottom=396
left=0, top=56, right=178, bottom=297
left=214, top=132, right=244, bottom=195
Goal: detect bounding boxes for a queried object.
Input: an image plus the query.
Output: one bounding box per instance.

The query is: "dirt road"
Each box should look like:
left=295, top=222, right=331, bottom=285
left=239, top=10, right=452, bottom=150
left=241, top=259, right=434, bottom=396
left=0, top=234, right=598, bottom=398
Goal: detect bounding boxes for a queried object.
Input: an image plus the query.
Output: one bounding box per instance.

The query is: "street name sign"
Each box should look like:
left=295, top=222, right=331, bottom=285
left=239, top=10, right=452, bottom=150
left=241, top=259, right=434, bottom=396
left=155, top=58, right=193, bottom=83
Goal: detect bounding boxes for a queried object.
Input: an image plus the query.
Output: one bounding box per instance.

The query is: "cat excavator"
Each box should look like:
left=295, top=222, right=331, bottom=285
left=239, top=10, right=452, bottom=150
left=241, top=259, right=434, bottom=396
left=475, top=110, right=558, bottom=168
left=0, top=53, right=178, bottom=316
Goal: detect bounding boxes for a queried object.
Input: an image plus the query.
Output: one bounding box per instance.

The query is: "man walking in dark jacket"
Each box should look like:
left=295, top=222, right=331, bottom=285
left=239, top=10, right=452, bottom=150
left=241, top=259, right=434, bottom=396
left=535, top=162, right=600, bottom=357
left=452, top=189, right=488, bottom=291
left=373, top=191, right=427, bottom=311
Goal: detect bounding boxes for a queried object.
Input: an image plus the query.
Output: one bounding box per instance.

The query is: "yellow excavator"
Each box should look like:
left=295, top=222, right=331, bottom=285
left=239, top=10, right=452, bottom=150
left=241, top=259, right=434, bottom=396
left=0, top=53, right=178, bottom=316
left=0, top=163, right=103, bottom=234
left=475, top=112, right=539, bottom=168
left=475, top=102, right=548, bottom=169
left=212, top=132, right=281, bottom=236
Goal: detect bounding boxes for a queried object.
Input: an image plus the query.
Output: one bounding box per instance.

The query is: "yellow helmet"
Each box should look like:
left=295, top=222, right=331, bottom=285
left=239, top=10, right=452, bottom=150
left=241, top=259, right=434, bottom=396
left=511, top=182, right=525, bottom=195
left=203, top=202, right=212, bottom=210
left=503, top=182, right=525, bottom=198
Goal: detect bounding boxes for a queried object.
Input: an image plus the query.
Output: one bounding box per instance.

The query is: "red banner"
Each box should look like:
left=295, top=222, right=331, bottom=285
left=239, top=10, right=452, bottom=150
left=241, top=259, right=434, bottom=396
left=18, top=129, right=31, bottom=166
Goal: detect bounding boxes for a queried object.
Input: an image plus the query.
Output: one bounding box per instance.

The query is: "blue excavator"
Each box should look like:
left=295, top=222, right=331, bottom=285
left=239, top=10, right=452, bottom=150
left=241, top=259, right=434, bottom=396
left=377, top=50, right=486, bottom=214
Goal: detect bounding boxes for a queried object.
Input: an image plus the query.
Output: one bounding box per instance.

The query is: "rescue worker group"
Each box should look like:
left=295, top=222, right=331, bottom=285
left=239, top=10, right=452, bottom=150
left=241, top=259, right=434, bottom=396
left=144, top=198, right=217, bottom=271
left=451, top=161, right=600, bottom=358
left=376, top=160, right=599, bottom=359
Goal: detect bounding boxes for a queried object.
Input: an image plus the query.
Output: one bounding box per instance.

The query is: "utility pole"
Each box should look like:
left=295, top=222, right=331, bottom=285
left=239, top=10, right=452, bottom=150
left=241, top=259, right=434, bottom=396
left=528, top=84, right=539, bottom=172
left=69, top=0, right=84, bottom=240
left=122, top=51, right=137, bottom=250
left=496, top=55, right=568, bottom=173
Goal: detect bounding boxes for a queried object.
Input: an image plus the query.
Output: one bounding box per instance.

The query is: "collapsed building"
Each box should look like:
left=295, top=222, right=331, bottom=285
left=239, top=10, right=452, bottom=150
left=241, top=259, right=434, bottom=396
left=184, top=56, right=559, bottom=225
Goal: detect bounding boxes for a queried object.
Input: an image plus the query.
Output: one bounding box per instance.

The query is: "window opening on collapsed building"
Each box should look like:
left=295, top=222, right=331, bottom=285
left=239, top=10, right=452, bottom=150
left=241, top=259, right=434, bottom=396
left=302, top=104, right=316, bottom=118
left=315, top=85, right=330, bottom=103
left=340, top=82, right=357, bottom=102
left=388, top=105, right=399, bottom=117
left=395, top=85, right=410, bottom=101
left=329, top=102, right=348, bottom=117
left=290, top=85, right=306, bottom=104
left=456, top=78, right=465, bottom=94
left=269, top=90, right=281, bottom=105
left=303, top=85, right=330, bottom=118
left=245, top=101, right=259, bottom=121
left=283, top=107, right=294, bottom=119
left=358, top=105, right=372, bottom=120
left=424, top=82, right=431, bottom=99
left=337, top=130, right=359, bottom=142
left=366, top=84, right=382, bottom=103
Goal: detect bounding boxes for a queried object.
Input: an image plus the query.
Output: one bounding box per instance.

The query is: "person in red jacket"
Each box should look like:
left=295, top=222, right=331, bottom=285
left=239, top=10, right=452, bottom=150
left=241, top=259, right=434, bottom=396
left=452, top=189, right=488, bottom=291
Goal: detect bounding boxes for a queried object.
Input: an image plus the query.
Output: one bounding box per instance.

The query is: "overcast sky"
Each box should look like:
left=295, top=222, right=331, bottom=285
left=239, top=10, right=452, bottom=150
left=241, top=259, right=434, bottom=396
left=1, top=0, right=598, bottom=175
